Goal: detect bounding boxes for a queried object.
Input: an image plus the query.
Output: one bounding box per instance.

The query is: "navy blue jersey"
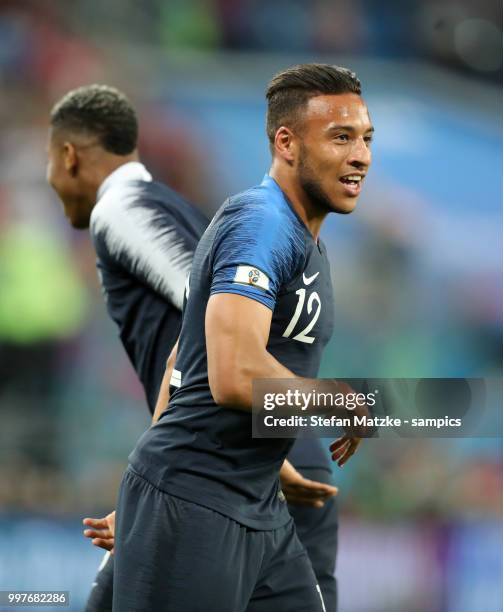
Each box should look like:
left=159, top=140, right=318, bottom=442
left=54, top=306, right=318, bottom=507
left=130, top=175, right=335, bottom=529
left=89, top=164, right=208, bottom=412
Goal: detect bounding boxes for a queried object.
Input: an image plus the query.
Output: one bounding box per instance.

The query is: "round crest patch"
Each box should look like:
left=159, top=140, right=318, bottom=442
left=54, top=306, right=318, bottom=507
left=248, top=269, right=261, bottom=285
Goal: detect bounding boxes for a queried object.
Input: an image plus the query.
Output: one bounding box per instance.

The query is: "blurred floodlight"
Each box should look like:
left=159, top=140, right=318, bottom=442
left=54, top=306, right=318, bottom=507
left=455, top=19, right=503, bottom=72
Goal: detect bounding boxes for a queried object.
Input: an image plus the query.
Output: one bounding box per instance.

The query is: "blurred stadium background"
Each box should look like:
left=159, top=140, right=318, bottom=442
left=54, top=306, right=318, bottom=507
left=0, top=1, right=502, bottom=610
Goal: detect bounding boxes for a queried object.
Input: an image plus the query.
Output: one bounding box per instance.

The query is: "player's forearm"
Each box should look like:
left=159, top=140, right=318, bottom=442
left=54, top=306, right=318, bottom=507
left=210, top=346, right=293, bottom=409
left=215, top=349, right=369, bottom=436
left=214, top=347, right=349, bottom=413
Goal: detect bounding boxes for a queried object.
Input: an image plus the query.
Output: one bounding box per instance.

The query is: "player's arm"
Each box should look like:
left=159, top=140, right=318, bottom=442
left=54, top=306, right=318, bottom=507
left=206, top=293, right=364, bottom=417
left=152, top=340, right=178, bottom=423
left=206, top=293, right=293, bottom=406
left=206, top=293, right=364, bottom=465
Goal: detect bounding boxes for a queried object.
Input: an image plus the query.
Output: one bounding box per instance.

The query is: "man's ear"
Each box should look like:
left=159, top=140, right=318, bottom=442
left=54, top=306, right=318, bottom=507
left=62, top=142, right=78, bottom=177
left=273, top=126, right=298, bottom=165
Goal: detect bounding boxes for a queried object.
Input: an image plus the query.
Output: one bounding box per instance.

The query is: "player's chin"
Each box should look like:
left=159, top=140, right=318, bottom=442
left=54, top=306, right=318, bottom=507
left=329, top=195, right=359, bottom=215
left=64, top=203, right=90, bottom=229
left=71, top=216, right=91, bottom=230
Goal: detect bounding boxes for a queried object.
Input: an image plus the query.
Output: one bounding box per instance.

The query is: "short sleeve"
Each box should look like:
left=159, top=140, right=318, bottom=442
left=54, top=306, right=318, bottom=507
left=210, top=195, right=305, bottom=310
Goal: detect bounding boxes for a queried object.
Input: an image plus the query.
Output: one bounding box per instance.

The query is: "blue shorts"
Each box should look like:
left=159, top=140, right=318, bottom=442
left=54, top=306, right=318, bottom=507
left=112, top=467, right=326, bottom=612
left=85, top=469, right=338, bottom=612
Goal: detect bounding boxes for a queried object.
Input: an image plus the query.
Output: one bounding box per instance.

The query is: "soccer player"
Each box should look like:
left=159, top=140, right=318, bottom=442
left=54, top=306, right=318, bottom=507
left=46, top=84, right=208, bottom=610
left=46, top=84, right=342, bottom=612
left=113, top=64, right=373, bottom=611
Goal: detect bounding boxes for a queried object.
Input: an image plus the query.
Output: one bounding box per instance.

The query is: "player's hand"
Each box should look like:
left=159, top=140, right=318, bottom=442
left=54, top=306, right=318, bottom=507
left=330, top=435, right=361, bottom=467
left=83, top=510, right=116, bottom=553
left=279, top=459, right=338, bottom=508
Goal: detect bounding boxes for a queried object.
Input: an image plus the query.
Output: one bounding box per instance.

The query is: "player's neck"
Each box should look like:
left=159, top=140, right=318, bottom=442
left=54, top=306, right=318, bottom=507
left=269, top=169, right=327, bottom=242
left=89, top=152, right=140, bottom=205
left=95, top=153, right=140, bottom=190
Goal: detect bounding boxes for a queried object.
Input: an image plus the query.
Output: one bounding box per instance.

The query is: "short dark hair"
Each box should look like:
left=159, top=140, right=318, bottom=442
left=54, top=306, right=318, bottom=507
left=266, top=63, right=362, bottom=146
left=50, top=84, right=138, bottom=155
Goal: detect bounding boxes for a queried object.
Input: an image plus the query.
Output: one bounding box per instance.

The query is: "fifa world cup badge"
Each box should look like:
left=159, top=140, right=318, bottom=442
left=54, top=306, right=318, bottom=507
left=248, top=269, right=261, bottom=285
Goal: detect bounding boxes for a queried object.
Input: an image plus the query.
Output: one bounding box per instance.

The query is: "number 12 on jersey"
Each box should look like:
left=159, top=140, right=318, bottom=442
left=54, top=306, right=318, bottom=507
left=283, top=289, right=321, bottom=344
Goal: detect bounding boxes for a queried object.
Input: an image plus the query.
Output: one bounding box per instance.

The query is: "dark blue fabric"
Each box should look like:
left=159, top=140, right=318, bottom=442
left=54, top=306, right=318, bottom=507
left=130, top=175, right=336, bottom=529
left=113, top=468, right=326, bottom=612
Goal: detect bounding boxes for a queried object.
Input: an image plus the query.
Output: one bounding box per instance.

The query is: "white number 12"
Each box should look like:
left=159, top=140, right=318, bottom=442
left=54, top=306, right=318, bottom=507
left=283, top=289, right=321, bottom=344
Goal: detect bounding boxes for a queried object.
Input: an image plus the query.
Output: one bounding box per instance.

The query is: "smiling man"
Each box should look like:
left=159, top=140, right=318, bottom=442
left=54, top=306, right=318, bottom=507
left=113, top=64, right=373, bottom=611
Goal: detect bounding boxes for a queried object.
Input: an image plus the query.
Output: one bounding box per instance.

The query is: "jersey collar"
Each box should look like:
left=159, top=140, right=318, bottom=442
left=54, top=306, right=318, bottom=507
left=97, top=162, right=153, bottom=202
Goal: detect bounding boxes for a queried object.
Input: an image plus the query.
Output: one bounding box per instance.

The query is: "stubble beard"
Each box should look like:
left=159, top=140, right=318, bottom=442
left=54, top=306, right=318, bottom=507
left=298, top=145, right=336, bottom=214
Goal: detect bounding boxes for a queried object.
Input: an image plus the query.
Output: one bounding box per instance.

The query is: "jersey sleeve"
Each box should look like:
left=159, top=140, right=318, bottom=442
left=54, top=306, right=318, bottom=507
left=210, top=195, right=305, bottom=310
left=90, top=190, right=193, bottom=310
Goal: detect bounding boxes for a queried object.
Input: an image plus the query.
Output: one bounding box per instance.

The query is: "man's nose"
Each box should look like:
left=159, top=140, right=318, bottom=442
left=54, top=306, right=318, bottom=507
left=348, top=137, right=371, bottom=169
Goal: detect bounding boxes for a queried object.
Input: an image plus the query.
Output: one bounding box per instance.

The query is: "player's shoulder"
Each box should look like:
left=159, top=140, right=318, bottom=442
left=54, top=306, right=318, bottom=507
left=145, top=180, right=200, bottom=216
left=220, top=178, right=304, bottom=247
left=211, top=177, right=307, bottom=271
left=228, top=180, right=290, bottom=223
left=90, top=178, right=149, bottom=235
left=91, top=179, right=206, bottom=239
left=91, top=179, right=169, bottom=221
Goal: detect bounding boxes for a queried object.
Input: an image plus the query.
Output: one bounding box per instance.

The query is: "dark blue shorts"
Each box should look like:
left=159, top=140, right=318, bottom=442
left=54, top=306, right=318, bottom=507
left=111, top=467, right=326, bottom=612
left=85, top=469, right=338, bottom=612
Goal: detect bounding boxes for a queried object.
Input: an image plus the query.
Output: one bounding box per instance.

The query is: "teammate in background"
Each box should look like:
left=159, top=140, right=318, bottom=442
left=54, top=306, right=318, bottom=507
left=113, top=64, right=373, bottom=611
left=46, top=84, right=207, bottom=610
left=46, top=84, right=341, bottom=612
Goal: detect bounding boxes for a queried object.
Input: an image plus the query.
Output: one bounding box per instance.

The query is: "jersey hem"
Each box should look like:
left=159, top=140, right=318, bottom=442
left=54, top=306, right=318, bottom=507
left=127, top=462, right=291, bottom=531
left=209, top=287, right=274, bottom=311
